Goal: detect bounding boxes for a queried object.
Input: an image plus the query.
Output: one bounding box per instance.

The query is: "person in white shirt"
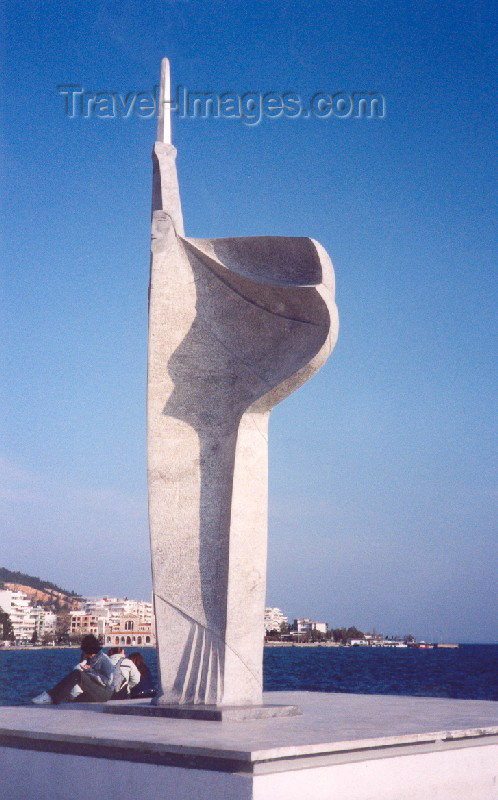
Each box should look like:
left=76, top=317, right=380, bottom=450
left=107, top=647, right=141, bottom=698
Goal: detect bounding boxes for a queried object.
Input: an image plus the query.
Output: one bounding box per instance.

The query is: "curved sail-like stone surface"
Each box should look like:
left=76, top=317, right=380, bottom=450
left=148, top=143, right=338, bottom=706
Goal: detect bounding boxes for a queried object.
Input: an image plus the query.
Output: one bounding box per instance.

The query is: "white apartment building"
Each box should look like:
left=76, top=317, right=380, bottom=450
left=110, top=599, right=153, bottom=624
left=81, top=597, right=154, bottom=626
left=42, top=612, right=58, bottom=633
left=0, top=589, right=35, bottom=641
left=264, top=607, right=289, bottom=633
left=293, top=618, right=312, bottom=634
left=293, top=618, right=328, bottom=636
left=30, top=606, right=47, bottom=638
left=80, top=597, right=112, bottom=621
left=313, top=622, right=328, bottom=635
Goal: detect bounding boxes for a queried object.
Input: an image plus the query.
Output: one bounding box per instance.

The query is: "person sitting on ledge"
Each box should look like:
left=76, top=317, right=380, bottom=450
left=32, top=634, right=115, bottom=705
left=107, top=647, right=141, bottom=699
left=128, top=651, right=156, bottom=699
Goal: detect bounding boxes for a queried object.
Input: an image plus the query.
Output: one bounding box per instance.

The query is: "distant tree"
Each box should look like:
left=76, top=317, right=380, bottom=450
left=331, top=626, right=365, bottom=644
left=279, top=622, right=290, bottom=636
left=31, top=629, right=38, bottom=644
left=0, top=608, right=15, bottom=641
left=331, top=627, right=347, bottom=643
left=346, top=627, right=364, bottom=641
left=55, top=612, right=71, bottom=643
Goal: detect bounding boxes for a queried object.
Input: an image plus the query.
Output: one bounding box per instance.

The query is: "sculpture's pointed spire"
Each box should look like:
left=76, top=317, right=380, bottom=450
left=151, top=57, right=184, bottom=234
left=157, top=57, right=171, bottom=145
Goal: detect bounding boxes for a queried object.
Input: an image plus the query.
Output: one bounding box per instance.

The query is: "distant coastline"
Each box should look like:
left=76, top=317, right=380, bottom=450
left=0, top=643, right=155, bottom=651
left=6, top=639, right=494, bottom=652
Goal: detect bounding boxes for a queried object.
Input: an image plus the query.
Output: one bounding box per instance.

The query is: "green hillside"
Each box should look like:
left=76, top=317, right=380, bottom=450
left=0, top=567, right=80, bottom=597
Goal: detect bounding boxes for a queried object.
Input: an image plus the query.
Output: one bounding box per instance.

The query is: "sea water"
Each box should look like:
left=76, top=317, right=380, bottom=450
left=0, top=644, right=496, bottom=706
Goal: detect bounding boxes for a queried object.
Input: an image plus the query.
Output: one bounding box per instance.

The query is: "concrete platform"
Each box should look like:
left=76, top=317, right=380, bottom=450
left=104, top=699, right=301, bottom=721
left=0, top=692, right=496, bottom=799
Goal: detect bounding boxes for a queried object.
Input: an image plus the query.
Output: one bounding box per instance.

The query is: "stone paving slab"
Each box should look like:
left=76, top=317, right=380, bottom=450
left=0, top=692, right=496, bottom=773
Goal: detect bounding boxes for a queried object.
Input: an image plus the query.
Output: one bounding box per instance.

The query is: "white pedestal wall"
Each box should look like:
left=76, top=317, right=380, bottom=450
left=1, top=740, right=497, bottom=800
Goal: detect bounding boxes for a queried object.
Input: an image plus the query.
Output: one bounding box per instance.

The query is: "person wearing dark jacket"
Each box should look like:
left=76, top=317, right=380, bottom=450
left=32, top=635, right=115, bottom=705
left=128, top=651, right=156, bottom=698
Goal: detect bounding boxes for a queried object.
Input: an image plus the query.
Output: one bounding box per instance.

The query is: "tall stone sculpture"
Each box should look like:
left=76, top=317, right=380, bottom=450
left=148, top=59, right=339, bottom=711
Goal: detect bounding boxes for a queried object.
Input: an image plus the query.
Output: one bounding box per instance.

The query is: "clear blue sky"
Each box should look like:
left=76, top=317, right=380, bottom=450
left=1, top=1, right=496, bottom=642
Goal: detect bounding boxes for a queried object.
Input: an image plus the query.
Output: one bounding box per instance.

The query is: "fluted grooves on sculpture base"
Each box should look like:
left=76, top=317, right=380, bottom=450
left=173, top=619, right=223, bottom=705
